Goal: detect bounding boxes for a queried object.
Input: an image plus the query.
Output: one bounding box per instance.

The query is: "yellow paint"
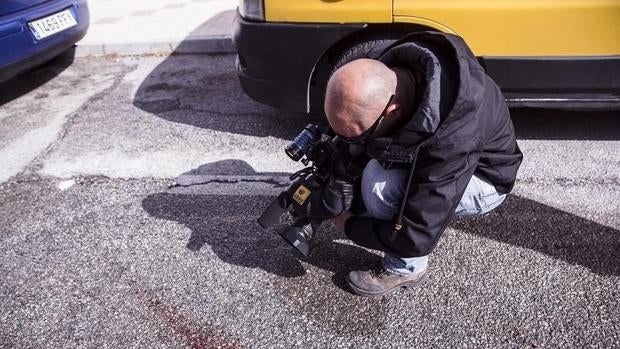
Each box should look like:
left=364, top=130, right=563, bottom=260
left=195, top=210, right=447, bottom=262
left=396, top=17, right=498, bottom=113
left=393, top=0, right=620, bottom=56
left=264, top=0, right=620, bottom=56
left=265, top=0, right=392, bottom=23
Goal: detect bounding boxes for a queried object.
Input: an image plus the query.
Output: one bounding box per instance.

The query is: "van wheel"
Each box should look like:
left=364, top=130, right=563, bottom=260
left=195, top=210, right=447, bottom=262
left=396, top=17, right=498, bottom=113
left=330, top=38, right=397, bottom=76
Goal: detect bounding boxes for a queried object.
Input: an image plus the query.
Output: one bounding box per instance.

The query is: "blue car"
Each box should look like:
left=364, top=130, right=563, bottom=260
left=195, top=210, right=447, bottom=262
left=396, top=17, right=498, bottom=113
left=0, top=0, right=89, bottom=82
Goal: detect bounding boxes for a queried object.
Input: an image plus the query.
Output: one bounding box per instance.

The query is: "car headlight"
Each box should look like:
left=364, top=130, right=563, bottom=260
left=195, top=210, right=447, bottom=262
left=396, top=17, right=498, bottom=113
left=239, top=0, right=265, bottom=21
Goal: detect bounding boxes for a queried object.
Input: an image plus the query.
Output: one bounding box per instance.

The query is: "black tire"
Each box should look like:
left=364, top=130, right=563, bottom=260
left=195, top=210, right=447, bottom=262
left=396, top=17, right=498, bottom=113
left=329, top=38, right=397, bottom=77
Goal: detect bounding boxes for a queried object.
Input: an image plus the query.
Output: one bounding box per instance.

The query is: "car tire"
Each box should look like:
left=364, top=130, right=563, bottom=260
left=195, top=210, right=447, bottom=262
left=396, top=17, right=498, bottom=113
left=329, top=38, right=397, bottom=77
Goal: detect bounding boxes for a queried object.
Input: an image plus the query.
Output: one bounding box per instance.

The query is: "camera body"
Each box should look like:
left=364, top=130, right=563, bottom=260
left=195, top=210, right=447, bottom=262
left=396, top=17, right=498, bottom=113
left=258, top=124, right=355, bottom=256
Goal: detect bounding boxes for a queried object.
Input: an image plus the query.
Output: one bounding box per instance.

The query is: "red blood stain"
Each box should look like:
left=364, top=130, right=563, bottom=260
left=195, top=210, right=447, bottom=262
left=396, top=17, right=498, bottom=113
left=139, top=289, right=242, bottom=349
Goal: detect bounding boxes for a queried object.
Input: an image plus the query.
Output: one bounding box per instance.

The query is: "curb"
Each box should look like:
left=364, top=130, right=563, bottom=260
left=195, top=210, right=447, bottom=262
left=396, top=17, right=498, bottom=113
left=75, top=35, right=235, bottom=56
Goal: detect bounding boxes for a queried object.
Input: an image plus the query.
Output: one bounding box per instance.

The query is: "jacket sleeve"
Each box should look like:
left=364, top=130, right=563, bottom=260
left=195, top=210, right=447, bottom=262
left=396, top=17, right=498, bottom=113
left=345, top=139, right=481, bottom=258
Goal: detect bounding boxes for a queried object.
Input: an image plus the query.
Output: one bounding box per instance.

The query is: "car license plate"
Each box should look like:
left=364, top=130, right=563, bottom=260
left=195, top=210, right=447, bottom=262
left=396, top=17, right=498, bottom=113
left=28, top=9, right=77, bottom=40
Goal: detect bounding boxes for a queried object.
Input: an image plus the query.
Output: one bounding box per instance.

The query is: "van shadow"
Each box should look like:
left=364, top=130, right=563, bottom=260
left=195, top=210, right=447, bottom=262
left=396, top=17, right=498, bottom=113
left=0, top=47, right=76, bottom=106
left=132, top=10, right=320, bottom=140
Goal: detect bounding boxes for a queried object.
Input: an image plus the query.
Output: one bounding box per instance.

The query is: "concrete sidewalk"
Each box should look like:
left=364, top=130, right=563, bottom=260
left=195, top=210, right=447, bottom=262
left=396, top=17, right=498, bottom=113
left=77, top=0, right=236, bottom=56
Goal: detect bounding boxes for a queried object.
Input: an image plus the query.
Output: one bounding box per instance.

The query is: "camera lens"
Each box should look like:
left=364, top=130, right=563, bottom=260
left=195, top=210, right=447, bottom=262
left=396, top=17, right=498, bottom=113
left=285, top=124, right=319, bottom=162
left=285, top=143, right=304, bottom=161
left=276, top=223, right=314, bottom=256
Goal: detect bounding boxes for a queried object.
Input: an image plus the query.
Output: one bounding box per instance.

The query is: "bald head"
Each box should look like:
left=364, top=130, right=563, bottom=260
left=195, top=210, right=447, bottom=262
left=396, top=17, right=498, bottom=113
left=324, top=58, right=397, bottom=137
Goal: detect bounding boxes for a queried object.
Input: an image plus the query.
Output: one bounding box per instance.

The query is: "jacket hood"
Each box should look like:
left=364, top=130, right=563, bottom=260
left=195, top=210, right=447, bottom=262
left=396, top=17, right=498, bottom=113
left=379, top=42, right=443, bottom=135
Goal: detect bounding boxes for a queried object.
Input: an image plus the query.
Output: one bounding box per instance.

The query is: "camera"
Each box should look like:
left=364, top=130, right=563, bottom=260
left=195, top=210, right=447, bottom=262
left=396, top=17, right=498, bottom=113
left=258, top=124, right=355, bottom=256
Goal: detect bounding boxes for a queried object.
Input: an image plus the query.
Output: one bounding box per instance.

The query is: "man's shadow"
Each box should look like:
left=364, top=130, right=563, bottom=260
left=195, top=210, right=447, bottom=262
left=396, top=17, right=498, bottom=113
left=142, top=160, right=619, bottom=279
left=143, top=192, right=381, bottom=278
left=142, top=159, right=380, bottom=288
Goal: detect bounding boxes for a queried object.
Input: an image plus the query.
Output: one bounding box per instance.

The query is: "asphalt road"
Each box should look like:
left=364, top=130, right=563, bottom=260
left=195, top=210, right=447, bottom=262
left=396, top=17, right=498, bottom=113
left=0, top=51, right=618, bottom=348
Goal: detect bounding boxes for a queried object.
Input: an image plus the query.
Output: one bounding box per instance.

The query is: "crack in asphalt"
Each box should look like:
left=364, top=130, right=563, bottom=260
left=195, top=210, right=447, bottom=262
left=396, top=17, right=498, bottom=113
left=172, top=175, right=291, bottom=188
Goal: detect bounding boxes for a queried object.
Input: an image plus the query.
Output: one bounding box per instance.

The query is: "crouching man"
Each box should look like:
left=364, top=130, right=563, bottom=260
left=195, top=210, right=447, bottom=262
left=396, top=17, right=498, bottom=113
left=326, top=32, right=523, bottom=297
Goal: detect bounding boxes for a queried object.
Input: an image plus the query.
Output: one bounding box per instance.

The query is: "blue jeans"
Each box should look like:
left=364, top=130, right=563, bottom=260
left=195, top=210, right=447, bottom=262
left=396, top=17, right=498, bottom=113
left=360, top=159, right=506, bottom=275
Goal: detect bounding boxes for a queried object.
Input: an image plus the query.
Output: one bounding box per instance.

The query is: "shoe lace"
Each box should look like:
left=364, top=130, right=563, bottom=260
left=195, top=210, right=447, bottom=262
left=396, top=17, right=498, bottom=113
left=370, top=263, right=391, bottom=279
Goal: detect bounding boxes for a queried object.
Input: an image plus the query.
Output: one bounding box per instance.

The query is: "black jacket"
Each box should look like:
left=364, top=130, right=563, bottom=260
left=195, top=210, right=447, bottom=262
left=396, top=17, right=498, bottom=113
left=344, top=32, right=523, bottom=258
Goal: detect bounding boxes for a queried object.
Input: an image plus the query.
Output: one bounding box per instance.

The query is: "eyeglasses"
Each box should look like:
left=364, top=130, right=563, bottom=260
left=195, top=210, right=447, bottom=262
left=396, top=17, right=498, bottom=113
left=339, top=94, right=396, bottom=145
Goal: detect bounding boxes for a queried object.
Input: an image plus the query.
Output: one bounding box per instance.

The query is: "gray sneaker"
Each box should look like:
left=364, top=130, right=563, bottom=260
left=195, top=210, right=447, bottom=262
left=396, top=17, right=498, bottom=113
left=347, top=262, right=428, bottom=297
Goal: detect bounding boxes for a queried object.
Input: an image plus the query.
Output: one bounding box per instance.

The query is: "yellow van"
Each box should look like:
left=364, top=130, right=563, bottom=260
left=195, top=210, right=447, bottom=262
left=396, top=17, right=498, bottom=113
left=232, top=0, right=620, bottom=113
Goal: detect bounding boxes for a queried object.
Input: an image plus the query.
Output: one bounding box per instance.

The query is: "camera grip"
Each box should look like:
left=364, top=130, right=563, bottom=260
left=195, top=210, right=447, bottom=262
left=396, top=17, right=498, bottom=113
left=326, top=177, right=354, bottom=211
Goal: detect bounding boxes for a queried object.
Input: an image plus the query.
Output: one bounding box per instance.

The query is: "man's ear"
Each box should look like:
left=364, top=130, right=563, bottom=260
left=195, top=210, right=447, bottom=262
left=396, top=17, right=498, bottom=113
left=385, top=103, right=400, bottom=118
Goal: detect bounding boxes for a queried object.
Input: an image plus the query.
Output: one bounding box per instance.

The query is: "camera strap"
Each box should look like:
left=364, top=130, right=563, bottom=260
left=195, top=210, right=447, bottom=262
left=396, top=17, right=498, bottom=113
left=389, top=137, right=434, bottom=242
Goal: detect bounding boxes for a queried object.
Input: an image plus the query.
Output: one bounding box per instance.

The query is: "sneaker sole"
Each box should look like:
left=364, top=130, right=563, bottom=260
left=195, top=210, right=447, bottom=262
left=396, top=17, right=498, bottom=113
left=346, top=272, right=428, bottom=297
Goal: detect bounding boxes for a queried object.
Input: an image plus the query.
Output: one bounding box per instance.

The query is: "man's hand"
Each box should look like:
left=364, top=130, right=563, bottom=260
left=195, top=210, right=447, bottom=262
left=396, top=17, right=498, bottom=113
left=331, top=210, right=353, bottom=233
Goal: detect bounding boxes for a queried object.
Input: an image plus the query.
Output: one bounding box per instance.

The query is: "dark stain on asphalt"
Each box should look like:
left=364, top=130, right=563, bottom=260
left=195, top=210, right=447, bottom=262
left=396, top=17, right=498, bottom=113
left=138, top=288, right=242, bottom=349
left=134, top=98, right=181, bottom=113
left=144, top=82, right=183, bottom=92
left=270, top=232, right=396, bottom=335
left=200, top=71, right=237, bottom=85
